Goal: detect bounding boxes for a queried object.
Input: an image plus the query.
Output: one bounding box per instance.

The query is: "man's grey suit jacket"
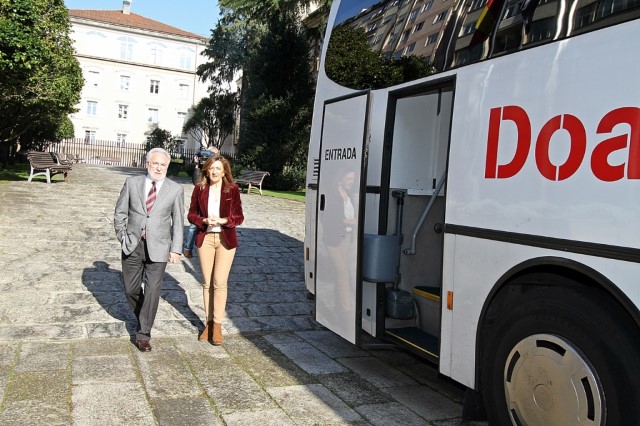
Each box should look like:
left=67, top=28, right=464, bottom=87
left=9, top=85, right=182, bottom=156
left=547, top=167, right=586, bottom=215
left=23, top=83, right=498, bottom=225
left=114, top=175, right=184, bottom=262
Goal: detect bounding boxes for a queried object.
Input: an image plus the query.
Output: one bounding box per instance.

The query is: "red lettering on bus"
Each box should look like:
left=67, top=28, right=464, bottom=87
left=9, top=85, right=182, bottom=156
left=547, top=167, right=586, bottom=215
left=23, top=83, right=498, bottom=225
left=484, top=106, right=640, bottom=181
left=485, top=106, right=530, bottom=179
left=535, top=114, right=586, bottom=181
left=592, top=107, right=640, bottom=181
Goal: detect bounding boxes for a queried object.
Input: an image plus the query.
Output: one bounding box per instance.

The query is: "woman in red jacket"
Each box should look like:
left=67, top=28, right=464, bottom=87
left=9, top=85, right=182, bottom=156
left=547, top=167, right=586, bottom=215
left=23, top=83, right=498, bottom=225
left=188, top=156, right=244, bottom=345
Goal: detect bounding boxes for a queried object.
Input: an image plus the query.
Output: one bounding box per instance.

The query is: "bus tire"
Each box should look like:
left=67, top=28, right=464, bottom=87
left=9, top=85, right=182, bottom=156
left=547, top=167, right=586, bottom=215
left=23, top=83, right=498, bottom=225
left=481, top=285, right=640, bottom=425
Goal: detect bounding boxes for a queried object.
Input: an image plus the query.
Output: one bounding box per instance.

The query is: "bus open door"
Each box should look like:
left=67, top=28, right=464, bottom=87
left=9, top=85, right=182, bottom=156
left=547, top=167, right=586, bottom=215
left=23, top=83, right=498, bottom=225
left=313, top=91, right=370, bottom=345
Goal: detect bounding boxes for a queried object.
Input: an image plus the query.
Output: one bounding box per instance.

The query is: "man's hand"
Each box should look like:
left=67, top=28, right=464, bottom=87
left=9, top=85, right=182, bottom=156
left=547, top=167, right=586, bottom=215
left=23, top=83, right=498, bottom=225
left=169, top=252, right=180, bottom=263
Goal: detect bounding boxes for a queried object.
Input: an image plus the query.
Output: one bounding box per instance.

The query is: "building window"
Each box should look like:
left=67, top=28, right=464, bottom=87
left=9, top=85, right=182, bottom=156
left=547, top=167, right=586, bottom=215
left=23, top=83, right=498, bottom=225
left=120, top=75, right=130, bottom=91
left=426, top=33, right=439, bottom=44
left=372, top=34, right=384, bottom=45
left=87, top=70, right=100, bottom=87
left=405, top=43, right=416, bottom=54
left=178, top=47, right=195, bottom=70
left=177, top=112, right=187, bottom=132
left=415, top=21, right=425, bottom=32
left=116, top=133, right=127, bottom=146
left=119, top=36, right=135, bottom=60
left=149, top=43, right=164, bottom=65
left=468, top=0, right=486, bottom=11
left=401, top=29, right=411, bottom=43
left=150, top=80, right=159, bottom=94
left=503, top=2, right=521, bottom=19
left=433, top=11, right=447, bottom=23
left=86, top=101, right=97, bottom=116
left=422, top=1, right=434, bottom=12
left=118, top=104, right=129, bottom=119
left=179, top=84, right=189, bottom=99
left=460, top=23, right=476, bottom=36
left=84, top=130, right=96, bottom=144
left=148, top=108, right=158, bottom=123
left=408, top=9, right=419, bottom=23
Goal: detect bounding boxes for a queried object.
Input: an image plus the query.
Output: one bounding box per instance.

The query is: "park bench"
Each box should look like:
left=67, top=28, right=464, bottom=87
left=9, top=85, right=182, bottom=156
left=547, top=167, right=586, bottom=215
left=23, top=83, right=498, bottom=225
left=54, top=152, right=74, bottom=167
left=27, top=151, right=72, bottom=183
left=236, top=170, right=270, bottom=195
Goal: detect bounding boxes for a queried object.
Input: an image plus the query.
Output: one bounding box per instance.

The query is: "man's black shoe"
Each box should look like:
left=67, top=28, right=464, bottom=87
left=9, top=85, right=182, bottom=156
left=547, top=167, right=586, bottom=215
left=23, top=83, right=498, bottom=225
left=136, top=339, right=152, bottom=352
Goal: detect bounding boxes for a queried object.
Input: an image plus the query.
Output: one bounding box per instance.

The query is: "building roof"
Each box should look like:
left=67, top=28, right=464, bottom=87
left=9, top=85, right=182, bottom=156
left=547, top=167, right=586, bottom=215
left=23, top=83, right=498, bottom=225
left=68, top=9, right=207, bottom=41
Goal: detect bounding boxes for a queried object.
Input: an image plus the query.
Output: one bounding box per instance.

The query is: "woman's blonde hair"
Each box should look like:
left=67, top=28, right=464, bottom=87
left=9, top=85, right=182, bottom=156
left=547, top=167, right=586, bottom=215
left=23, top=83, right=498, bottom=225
left=199, top=156, right=234, bottom=190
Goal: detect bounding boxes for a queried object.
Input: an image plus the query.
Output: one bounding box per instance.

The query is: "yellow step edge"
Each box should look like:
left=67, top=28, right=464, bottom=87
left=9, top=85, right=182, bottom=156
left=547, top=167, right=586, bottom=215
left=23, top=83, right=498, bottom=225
left=386, top=330, right=439, bottom=359
left=412, top=287, right=440, bottom=302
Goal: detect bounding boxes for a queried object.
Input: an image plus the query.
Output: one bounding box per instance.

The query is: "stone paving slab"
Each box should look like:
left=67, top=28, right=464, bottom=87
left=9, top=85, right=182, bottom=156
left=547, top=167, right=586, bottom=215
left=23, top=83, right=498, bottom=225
left=0, top=164, right=485, bottom=425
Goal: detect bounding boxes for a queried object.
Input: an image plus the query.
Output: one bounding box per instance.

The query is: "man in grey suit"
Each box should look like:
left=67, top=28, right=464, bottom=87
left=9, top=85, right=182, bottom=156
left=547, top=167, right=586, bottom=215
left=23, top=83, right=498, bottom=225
left=114, top=147, right=184, bottom=352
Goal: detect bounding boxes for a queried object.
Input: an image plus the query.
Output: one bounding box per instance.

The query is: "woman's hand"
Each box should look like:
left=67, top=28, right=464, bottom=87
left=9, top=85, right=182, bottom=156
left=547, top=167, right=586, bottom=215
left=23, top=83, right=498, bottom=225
left=206, top=216, right=227, bottom=226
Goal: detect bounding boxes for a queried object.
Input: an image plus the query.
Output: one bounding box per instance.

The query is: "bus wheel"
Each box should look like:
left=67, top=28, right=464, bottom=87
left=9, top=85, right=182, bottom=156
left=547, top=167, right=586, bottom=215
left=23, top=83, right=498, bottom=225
left=481, top=286, right=640, bottom=425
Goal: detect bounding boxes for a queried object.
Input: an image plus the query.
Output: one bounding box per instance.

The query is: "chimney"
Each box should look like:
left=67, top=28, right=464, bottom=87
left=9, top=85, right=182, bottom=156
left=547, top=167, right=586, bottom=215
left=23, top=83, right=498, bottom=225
left=122, top=0, right=131, bottom=15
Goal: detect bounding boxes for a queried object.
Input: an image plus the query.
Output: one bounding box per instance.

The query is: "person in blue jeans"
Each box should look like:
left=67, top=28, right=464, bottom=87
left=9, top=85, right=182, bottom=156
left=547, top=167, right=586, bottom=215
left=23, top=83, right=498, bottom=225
left=184, top=145, right=219, bottom=258
left=183, top=223, right=197, bottom=258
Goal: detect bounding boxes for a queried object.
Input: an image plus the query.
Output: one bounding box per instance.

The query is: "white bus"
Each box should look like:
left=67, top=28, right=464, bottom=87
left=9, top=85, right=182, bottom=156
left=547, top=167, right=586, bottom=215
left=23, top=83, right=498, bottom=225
left=304, top=0, right=640, bottom=423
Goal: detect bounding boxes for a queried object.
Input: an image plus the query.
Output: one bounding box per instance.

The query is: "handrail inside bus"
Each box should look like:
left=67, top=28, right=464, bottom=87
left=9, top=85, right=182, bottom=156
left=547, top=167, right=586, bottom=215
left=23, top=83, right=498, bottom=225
left=403, top=171, right=447, bottom=256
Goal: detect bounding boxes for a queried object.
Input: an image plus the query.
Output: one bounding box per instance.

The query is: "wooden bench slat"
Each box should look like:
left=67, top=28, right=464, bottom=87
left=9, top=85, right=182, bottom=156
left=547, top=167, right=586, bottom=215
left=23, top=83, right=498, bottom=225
left=236, top=170, right=269, bottom=195
left=27, top=151, right=72, bottom=183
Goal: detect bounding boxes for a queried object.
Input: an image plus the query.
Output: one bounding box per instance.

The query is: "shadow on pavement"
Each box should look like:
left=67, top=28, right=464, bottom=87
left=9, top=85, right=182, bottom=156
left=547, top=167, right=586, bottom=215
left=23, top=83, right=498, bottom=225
left=82, top=260, right=203, bottom=339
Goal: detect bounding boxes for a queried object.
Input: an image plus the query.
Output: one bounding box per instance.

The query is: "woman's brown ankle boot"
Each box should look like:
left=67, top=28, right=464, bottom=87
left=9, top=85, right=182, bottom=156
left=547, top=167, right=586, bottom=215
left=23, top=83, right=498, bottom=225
left=199, top=320, right=213, bottom=341
left=212, top=322, right=223, bottom=345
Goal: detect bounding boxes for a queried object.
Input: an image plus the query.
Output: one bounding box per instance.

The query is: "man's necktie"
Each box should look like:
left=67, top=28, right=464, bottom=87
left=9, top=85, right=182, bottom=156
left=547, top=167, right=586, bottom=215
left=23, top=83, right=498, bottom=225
left=142, top=182, right=156, bottom=240
left=146, top=181, right=157, bottom=213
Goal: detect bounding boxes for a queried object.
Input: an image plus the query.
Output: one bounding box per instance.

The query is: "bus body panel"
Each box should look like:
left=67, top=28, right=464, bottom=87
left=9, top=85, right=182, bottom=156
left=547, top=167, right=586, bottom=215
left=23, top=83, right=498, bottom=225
left=446, top=21, right=640, bottom=248
left=442, top=234, right=640, bottom=388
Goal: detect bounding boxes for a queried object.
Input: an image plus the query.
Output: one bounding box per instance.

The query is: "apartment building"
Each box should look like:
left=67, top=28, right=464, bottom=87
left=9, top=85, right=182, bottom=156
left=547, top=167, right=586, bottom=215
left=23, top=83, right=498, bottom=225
left=67, top=0, right=209, bottom=150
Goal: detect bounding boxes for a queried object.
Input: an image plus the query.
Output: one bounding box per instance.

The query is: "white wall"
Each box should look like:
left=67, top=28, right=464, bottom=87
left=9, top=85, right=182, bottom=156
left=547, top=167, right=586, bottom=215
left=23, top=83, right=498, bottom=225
left=68, top=19, right=211, bottom=150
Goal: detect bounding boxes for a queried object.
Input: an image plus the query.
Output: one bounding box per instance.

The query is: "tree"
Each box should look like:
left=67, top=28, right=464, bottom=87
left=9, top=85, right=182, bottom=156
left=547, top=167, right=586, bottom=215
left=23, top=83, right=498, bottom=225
left=325, top=25, right=435, bottom=90
left=220, top=0, right=331, bottom=18
left=145, top=128, right=181, bottom=155
left=200, top=0, right=325, bottom=189
left=0, top=0, right=83, bottom=165
left=183, top=91, right=237, bottom=150
left=55, top=116, right=75, bottom=141
left=238, top=12, right=315, bottom=189
left=197, top=7, right=267, bottom=156
left=325, top=25, right=398, bottom=90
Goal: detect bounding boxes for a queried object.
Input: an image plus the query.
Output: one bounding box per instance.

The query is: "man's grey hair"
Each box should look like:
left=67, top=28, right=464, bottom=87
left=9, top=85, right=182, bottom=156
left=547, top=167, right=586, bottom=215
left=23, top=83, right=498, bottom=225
left=146, top=147, right=171, bottom=163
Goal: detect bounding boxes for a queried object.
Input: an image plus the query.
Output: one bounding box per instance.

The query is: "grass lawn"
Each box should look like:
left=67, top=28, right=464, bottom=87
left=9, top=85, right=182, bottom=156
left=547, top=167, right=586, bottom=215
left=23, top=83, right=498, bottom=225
left=258, top=189, right=305, bottom=202
left=0, top=163, right=66, bottom=183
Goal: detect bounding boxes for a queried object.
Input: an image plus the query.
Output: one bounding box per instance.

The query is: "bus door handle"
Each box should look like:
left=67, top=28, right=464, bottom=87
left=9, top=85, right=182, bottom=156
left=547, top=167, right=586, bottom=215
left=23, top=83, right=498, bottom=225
left=320, top=194, right=325, bottom=211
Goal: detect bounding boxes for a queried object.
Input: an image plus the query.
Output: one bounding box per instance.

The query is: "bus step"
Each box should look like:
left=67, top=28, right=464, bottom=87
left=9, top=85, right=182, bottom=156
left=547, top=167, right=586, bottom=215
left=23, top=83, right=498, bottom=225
left=413, top=286, right=440, bottom=301
left=386, top=327, right=439, bottom=362
left=413, top=286, right=441, bottom=337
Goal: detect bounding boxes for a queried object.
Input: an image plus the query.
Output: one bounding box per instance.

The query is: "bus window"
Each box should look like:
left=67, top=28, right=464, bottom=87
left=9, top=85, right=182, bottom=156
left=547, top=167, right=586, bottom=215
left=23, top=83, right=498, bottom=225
left=491, top=0, right=564, bottom=56
left=569, top=0, right=640, bottom=35
left=491, top=0, right=525, bottom=56
left=324, top=0, right=640, bottom=87
left=326, top=0, right=440, bottom=89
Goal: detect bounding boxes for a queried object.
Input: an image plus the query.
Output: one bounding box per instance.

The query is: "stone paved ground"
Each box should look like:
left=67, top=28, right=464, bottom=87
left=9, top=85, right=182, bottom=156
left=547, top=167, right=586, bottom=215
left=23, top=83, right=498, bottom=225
left=0, top=164, right=486, bottom=425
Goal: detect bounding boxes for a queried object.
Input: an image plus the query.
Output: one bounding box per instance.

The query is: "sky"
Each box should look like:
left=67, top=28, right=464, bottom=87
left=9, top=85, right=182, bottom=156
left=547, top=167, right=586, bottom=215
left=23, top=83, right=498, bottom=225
left=63, top=0, right=220, bottom=37
left=335, top=0, right=378, bottom=25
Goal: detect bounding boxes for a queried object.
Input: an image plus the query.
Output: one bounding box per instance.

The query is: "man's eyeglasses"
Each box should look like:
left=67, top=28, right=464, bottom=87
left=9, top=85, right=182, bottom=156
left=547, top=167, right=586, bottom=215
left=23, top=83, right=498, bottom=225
left=148, top=162, right=168, bottom=169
